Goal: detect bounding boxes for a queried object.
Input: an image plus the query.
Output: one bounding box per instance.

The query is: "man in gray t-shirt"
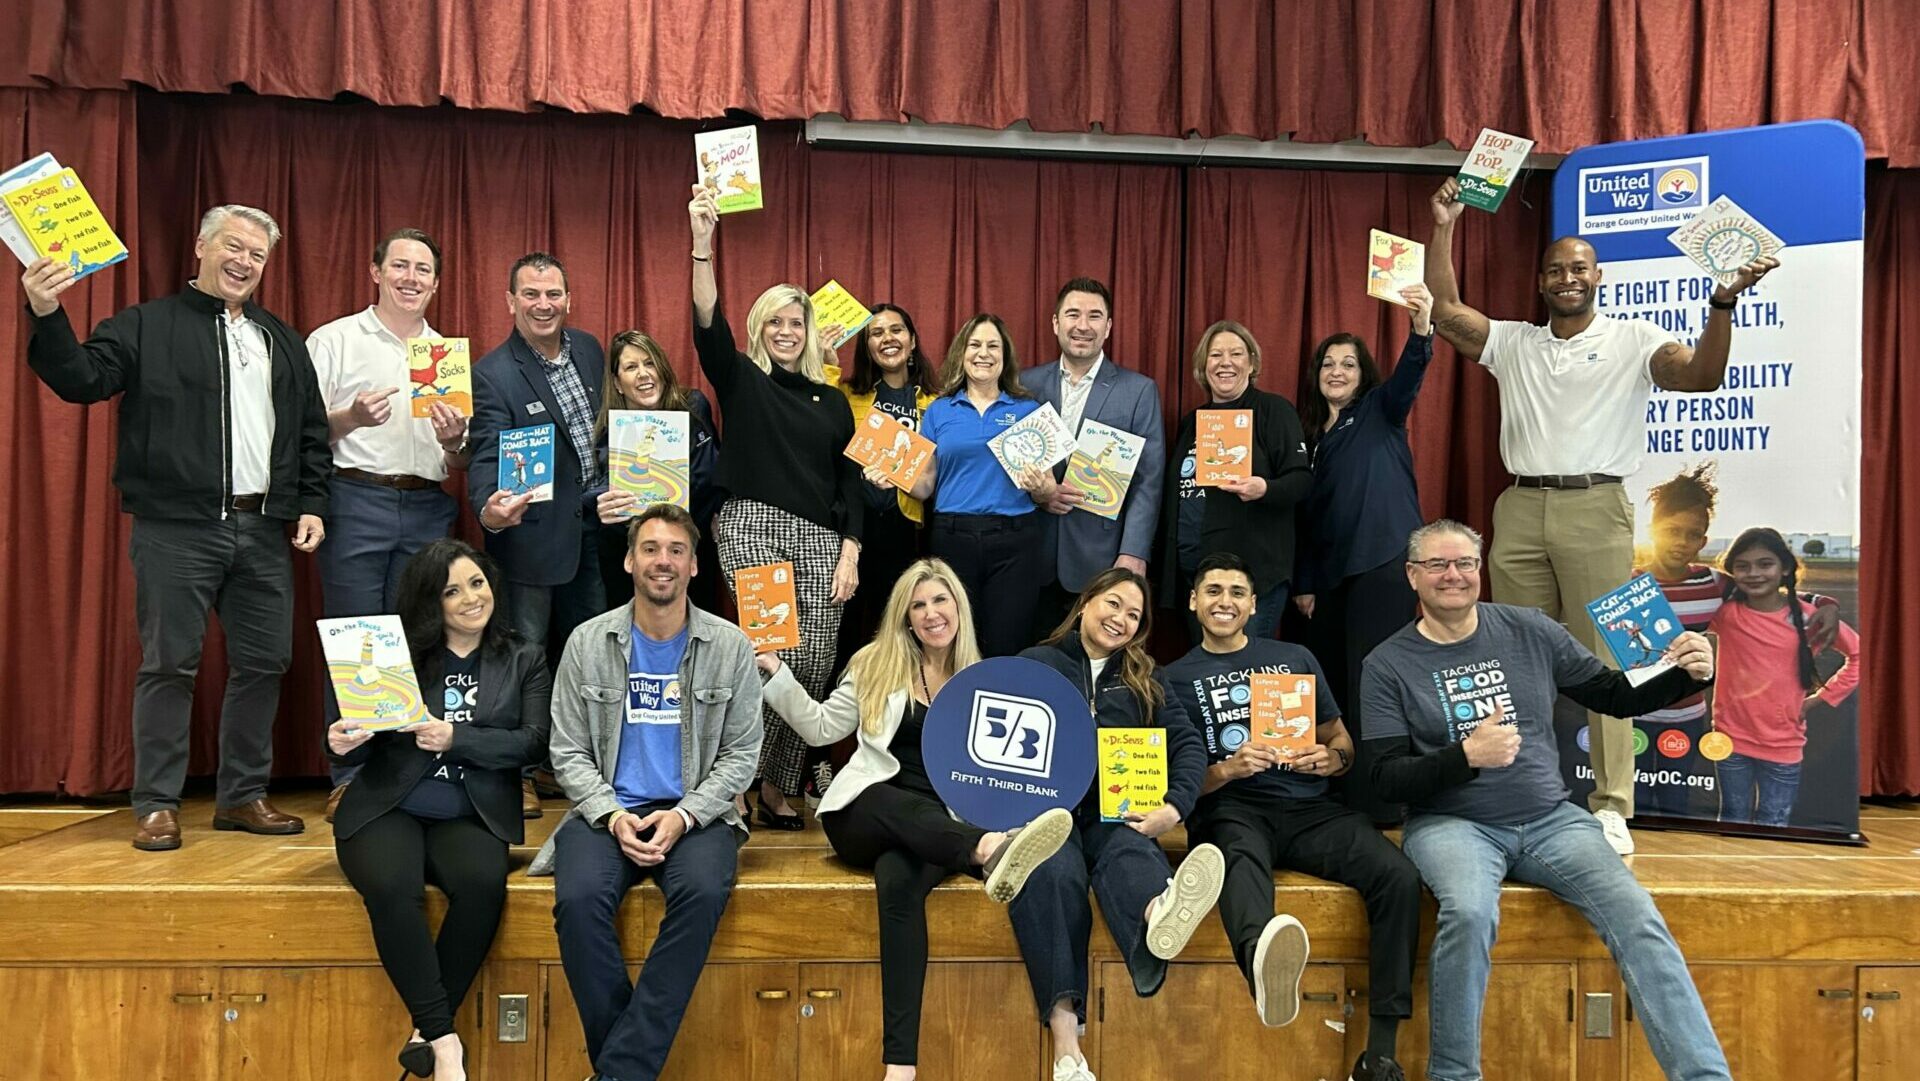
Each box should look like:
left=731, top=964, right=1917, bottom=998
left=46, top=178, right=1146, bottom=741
left=1362, top=519, right=1730, bottom=1081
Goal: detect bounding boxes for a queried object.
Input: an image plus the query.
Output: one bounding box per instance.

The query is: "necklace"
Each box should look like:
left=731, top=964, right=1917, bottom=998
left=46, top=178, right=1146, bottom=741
left=917, top=660, right=933, bottom=705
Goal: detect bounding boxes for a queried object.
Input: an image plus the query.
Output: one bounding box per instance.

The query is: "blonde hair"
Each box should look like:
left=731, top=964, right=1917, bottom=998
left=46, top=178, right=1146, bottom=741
left=845, top=558, right=982, bottom=736
left=744, top=283, right=832, bottom=385
left=1189, top=320, right=1262, bottom=388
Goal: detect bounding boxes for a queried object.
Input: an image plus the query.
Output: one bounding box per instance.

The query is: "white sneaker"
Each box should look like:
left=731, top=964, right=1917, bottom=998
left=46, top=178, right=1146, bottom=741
left=984, top=807, right=1074, bottom=902
left=1145, top=842, right=1225, bottom=959
left=1253, top=914, right=1311, bottom=1027
left=1594, top=809, right=1635, bottom=855
left=1051, top=1053, right=1096, bottom=1081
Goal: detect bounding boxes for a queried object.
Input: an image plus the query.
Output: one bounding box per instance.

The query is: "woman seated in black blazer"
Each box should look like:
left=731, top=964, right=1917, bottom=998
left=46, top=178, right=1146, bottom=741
left=327, top=539, right=552, bottom=1081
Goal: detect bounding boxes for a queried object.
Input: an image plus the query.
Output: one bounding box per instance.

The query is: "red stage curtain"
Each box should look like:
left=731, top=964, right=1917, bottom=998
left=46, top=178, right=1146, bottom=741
left=3, top=2, right=1917, bottom=163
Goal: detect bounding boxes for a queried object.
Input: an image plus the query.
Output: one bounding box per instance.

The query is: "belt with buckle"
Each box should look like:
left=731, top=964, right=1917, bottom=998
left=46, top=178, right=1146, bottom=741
left=336, top=467, right=442, bottom=491
left=231, top=493, right=266, bottom=512
left=1513, top=473, right=1622, bottom=490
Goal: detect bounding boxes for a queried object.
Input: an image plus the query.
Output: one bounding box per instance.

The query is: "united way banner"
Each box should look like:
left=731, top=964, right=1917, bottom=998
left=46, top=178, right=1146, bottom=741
left=1550, top=121, right=1864, bottom=843
left=925, top=658, right=1097, bottom=831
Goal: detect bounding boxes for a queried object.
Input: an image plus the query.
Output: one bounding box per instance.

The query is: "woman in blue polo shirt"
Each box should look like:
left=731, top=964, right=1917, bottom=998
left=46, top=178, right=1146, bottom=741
left=896, top=314, right=1055, bottom=657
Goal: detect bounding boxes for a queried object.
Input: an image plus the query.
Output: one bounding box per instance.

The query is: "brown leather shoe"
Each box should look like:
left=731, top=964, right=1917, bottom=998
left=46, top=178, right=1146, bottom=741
left=132, top=809, right=182, bottom=851
left=212, top=798, right=306, bottom=835
left=324, top=783, right=348, bottom=824
left=522, top=778, right=544, bottom=819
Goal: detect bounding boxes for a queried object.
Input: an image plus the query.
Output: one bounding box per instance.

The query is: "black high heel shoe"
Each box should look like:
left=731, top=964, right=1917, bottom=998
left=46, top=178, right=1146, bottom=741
left=755, top=796, right=805, bottom=832
left=397, top=1039, right=434, bottom=1078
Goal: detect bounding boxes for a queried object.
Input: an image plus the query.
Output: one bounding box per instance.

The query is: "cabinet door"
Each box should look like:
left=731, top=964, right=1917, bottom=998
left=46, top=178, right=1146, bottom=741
left=1396, top=963, right=1577, bottom=1081
left=797, top=962, right=1040, bottom=1080
left=1094, top=962, right=1349, bottom=1081
left=0, top=967, right=219, bottom=1081
left=1625, top=963, right=1854, bottom=1081
left=1858, top=966, right=1920, bottom=1081
left=544, top=961, right=798, bottom=1081
left=218, top=966, right=414, bottom=1080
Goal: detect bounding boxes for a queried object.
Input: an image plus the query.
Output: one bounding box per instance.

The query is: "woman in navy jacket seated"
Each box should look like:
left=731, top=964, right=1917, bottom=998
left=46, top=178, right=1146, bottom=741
left=328, top=539, right=552, bottom=1081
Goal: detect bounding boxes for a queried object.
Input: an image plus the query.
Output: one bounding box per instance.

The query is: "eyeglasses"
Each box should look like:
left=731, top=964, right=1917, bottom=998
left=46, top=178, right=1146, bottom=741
left=1411, top=557, right=1482, bottom=574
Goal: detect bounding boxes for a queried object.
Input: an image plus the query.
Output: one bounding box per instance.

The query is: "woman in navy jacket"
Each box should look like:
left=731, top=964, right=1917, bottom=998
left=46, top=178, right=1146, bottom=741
left=1292, top=284, right=1436, bottom=825
left=1009, top=568, right=1225, bottom=1081
left=327, top=539, right=551, bottom=1081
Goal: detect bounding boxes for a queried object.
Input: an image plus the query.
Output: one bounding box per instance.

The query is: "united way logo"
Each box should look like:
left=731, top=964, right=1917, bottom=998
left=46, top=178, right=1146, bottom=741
left=1577, top=155, right=1708, bottom=235
left=968, top=690, right=1056, bottom=778
left=1656, top=167, right=1700, bottom=204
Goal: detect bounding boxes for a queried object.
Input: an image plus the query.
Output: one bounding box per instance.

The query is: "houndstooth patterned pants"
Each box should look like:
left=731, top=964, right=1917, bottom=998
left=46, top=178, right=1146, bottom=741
left=716, top=497, right=846, bottom=797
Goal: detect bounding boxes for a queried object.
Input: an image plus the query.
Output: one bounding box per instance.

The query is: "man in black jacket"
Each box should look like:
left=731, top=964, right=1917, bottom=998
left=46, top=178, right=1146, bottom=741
left=23, top=204, right=330, bottom=852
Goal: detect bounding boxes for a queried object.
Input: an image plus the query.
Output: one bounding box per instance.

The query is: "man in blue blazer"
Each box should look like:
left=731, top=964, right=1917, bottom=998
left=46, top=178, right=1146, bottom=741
left=468, top=252, right=607, bottom=667
left=1022, top=277, right=1166, bottom=631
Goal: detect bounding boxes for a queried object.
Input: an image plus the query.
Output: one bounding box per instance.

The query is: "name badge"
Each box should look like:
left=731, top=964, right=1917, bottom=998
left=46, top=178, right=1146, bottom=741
left=527, top=402, right=547, bottom=415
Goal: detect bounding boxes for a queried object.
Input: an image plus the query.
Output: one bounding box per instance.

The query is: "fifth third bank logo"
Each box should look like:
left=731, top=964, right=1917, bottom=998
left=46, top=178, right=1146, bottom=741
left=968, top=690, right=1056, bottom=778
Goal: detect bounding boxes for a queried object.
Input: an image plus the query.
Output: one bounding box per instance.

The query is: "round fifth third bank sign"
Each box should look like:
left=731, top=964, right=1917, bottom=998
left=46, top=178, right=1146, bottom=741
left=924, top=657, right=1097, bottom=831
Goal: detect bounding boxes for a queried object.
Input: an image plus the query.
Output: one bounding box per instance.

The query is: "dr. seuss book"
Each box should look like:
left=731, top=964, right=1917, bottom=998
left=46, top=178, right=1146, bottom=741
left=1097, top=727, right=1167, bottom=822
left=609, top=410, right=692, bottom=513
left=1454, top=128, right=1536, bottom=212
left=844, top=409, right=936, bottom=493
left=810, top=279, right=874, bottom=349
left=1585, top=573, right=1683, bottom=686
left=498, top=424, right=556, bottom=504
left=405, top=337, right=472, bottom=417
left=1193, top=409, right=1253, bottom=486
left=1666, top=195, right=1785, bottom=288
left=318, top=614, right=428, bottom=732
left=1, top=165, right=128, bottom=281
left=1366, top=229, right=1424, bottom=308
left=734, top=562, right=800, bottom=654
left=1249, top=672, right=1316, bottom=759
left=987, top=402, right=1076, bottom=482
left=1065, top=418, right=1146, bottom=520
left=0, top=153, right=62, bottom=265
left=694, top=126, right=764, bottom=214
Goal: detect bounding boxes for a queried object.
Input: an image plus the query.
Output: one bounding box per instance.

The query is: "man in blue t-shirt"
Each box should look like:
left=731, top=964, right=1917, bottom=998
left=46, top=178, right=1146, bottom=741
left=1362, top=519, right=1729, bottom=1081
left=1164, top=553, right=1419, bottom=1081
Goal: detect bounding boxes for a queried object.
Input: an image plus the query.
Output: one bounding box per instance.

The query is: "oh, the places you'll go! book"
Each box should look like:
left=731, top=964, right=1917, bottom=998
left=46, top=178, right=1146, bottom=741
left=1066, top=418, right=1146, bottom=520
left=1194, top=408, right=1253, bottom=486
left=1586, top=573, right=1683, bottom=685
left=1366, top=228, right=1424, bottom=308
left=1250, top=672, right=1316, bottom=760
left=1097, top=727, right=1167, bottom=822
left=694, top=126, right=764, bottom=214
left=318, top=614, right=427, bottom=732
left=810, top=279, right=875, bottom=349
left=406, top=337, right=472, bottom=417
left=1454, top=127, right=1536, bottom=212
left=609, top=410, right=692, bottom=513
left=498, top=424, right=556, bottom=504
left=844, top=409, right=936, bottom=493
left=734, top=562, right=800, bottom=654
left=1, top=163, right=128, bottom=280
left=987, top=402, right=1076, bottom=483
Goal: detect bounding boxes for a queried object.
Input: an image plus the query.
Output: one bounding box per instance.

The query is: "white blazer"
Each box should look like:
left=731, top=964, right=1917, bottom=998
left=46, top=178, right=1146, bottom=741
left=762, top=665, right=914, bottom=816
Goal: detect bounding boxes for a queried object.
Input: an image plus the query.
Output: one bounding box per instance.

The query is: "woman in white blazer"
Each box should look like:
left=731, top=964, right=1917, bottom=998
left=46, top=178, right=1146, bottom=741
left=758, top=557, right=1072, bottom=1080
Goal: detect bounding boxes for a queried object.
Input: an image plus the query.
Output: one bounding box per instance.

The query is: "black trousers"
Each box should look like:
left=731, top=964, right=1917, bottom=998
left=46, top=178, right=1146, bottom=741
left=1194, top=791, right=1419, bottom=1020
left=1306, top=556, right=1417, bottom=824
left=820, top=782, right=985, bottom=1066
left=334, top=809, right=509, bottom=1040
left=930, top=512, right=1042, bottom=658
left=836, top=504, right=921, bottom=674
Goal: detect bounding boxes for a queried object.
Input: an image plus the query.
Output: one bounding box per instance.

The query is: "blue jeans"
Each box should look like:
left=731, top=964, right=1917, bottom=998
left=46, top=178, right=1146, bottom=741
left=1006, top=817, right=1171, bottom=1024
left=1401, top=802, right=1729, bottom=1081
left=1717, top=753, right=1800, bottom=828
left=551, top=813, right=738, bottom=1081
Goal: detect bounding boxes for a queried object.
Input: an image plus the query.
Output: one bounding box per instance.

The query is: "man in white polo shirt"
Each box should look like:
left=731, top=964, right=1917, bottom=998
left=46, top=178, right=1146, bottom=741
left=1423, top=177, right=1778, bottom=854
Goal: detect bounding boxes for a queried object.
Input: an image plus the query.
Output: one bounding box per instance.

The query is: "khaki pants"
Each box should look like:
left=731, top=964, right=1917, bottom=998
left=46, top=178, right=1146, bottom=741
left=1490, top=484, right=1637, bottom=816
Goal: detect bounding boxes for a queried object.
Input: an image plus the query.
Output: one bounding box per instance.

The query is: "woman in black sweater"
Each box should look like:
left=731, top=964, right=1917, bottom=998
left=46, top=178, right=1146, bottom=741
left=688, top=185, right=864, bottom=829
left=327, top=539, right=551, bottom=1081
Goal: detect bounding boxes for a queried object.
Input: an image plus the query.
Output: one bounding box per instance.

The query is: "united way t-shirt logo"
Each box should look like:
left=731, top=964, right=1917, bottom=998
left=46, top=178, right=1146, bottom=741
left=627, top=673, right=682, bottom=725
left=968, top=690, right=1055, bottom=778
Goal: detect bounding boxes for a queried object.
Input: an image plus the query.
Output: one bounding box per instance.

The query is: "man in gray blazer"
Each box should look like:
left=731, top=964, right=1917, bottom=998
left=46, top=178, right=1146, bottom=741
left=1023, top=277, right=1167, bottom=631
left=530, top=502, right=762, bottom=1081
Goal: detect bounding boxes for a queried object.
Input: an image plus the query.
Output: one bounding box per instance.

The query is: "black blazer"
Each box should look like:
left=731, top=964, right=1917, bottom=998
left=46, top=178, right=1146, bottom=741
left=330, top=637, right=553, bottom=844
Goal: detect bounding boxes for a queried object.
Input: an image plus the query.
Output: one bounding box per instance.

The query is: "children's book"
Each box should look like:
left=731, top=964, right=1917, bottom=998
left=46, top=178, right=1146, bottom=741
left=1366, top=229, right=1424, bottom=308
left=734, top=562, right=800, bottom=654
left=1097, top=727, right=1167, bottom=822
left=987, top=403, right=1076, bottom=482
left=694, top=126, right=764, bottom=214
left=810, top=279, right=874, bottom=349
left=1, top=165, right=128, bottom=281
left=0, top=153, right=62, bottom=265
left=1666, top=195, right=1785, bottom=288
left=405, top=337, right=472, bottom=417
left=1586, top=573, right=1683, bottom=685
left=1065, top=418, right=1146, bottom=520
left=1249, top=672, right=1317, bottom=760
left=1454, top=128, right=1536, bottom=212
left=844, top=409, right=936, bottom=493
left=317, top=615, right=428, bottom=732
left=498, top=424, right=556, bottom=504
left=1193, top=409, right=1253, bottom=486
left=609, top=410, right=692, bottom=513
